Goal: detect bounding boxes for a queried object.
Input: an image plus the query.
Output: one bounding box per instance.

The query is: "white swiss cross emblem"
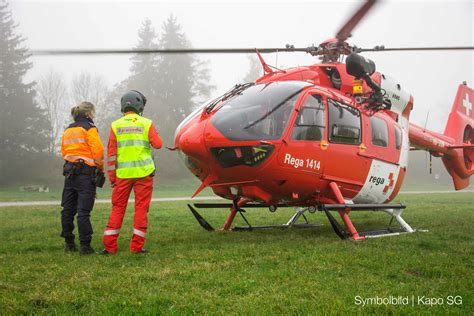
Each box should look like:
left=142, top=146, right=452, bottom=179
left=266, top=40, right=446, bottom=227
left=462, top=93, right=472, bottom=116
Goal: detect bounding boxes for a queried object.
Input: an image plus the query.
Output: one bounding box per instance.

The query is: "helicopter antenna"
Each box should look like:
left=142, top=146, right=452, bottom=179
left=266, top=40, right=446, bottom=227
left=276, top=49, right=279, bottom=68
left=423, top=109, right=431, bottom=132
left=423, top=109, right=433, bottom=174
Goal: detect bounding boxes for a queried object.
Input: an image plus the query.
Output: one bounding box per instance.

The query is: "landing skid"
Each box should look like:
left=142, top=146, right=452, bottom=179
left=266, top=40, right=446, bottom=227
left=187, top=200, right=423, bottom=239
left=187, top=204, right=323, bottom=232
left=233, top=207, right=323, bottom=231
left=321, top=204, right=419, bottom=239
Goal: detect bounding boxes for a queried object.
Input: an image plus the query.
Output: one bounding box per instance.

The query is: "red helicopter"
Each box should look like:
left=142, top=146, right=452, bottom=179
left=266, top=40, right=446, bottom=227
left=35, top=0, right=474, bottom=239
left=171, top=0, right=474, bottom=239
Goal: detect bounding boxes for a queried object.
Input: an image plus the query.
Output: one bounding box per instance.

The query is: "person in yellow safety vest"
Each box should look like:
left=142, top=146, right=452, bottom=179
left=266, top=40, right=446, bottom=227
left=100, top=90, right=162, bottom=255
left=60, top=101, right=104, bottom=255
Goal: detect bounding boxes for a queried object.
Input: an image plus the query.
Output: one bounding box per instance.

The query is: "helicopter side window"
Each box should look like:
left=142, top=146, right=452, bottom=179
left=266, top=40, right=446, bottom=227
left=328, top=99, right=361, bottom=145
left=371, top=116, right=389, bottom=147
left=291, top=94, right=325, bottom=141
left=394, top=125, right=402, bottom=150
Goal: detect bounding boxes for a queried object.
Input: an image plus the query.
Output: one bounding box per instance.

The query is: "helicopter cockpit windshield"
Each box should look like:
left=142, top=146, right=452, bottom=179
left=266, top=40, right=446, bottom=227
left=211, top=81, right=311, bottom=141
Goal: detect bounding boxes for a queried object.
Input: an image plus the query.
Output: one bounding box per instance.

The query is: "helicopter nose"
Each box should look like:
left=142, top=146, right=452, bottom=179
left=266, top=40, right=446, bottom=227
left=174, top=117, right=213, bottom=184
left=176, top=119, right=208, bottom=161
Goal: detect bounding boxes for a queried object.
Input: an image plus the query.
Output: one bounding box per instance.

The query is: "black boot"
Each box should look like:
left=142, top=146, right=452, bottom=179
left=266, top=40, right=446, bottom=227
left=98, top=249, right=114, bottom=256
left=64, top=238, right=77, bottom=252
left=132, top=249, right=148, bottom=255
left=79, top=241, right=95, bottom=255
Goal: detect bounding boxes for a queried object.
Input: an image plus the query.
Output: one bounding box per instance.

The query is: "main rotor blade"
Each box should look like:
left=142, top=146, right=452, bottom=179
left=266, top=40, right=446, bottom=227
left=31, top=47, right=309, bottom=56
left=336, top=0, right=377, bottom=42
left=359, top=46, right=474, bottom=52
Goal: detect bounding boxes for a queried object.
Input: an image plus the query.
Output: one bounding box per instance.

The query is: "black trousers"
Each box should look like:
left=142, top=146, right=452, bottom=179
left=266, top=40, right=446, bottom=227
left=60, top=173, right=96, bottom=243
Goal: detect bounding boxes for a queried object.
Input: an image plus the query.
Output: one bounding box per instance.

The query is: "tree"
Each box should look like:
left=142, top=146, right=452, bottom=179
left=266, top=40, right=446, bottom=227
left=107, top=16, right=215, bottom=179
left=151, top=15, right=215, bottom=178
left=70, top=72, right=110, bottom=141
left=155, top=15, right=214, bottom=138
left=70, top=72, right=108, bottom=106
left=242, top=54, right=263, bottom=83
left=128, top=19, right=161, bottom=97
left=103, top=19, right=162, bottom=158
left=106, top=19, right=162, bottom=127
left=0, top=0, right=49, bottom=184
left=36, top=69, right=68, bottom=154
left=99, top=80, right=129, bottom=146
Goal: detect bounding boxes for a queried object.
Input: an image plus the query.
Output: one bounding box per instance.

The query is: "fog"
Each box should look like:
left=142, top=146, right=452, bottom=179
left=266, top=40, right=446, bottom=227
left=1, top=0, right=472, bottom=189
left=10, top=0, right=473, bottom=132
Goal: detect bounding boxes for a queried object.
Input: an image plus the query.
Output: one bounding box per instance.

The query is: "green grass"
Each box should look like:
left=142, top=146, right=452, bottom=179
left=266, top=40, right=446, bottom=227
left=0, top=178, right=213, bottom=202
left=1, top=179, right=470, bottom=202
left=0, top=193, right=472, bottom=314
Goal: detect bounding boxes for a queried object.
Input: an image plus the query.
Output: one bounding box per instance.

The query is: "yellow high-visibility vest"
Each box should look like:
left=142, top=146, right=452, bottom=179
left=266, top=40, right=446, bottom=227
left=112, top=113, right=155, bottom=178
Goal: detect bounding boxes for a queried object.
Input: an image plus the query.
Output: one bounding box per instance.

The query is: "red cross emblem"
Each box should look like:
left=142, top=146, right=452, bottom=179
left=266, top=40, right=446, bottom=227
left=383, top=173, right=395, bottom=194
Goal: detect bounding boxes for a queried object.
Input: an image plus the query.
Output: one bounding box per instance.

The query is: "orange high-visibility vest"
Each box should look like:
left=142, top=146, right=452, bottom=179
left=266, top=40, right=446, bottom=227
left=61, top=117, right=104, bottom=170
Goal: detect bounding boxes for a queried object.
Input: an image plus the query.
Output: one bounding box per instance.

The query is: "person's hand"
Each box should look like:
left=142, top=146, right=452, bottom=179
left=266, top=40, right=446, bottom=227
left=109, top=174, right=116, bottom=188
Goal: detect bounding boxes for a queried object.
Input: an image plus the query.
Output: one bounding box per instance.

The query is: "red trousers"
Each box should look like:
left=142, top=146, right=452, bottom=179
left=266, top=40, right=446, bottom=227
left=103, top=176, right=153, bottom=253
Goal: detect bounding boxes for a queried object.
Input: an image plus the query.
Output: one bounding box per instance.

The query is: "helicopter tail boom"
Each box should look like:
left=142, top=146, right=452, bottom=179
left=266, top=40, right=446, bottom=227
left=408, top=84, right=474, bottom=190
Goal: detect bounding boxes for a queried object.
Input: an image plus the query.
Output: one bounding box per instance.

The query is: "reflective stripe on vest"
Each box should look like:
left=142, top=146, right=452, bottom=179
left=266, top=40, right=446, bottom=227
left=117, top=139, right=150, bottom=148
left=117, top=158, right=154, bottom=169
left=112, top=114, right=155, bottom=179
left=63, top=138, right=86, bottom=145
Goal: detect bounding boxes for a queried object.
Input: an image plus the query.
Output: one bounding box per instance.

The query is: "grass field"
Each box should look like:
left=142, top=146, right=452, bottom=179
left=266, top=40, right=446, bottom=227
left=1, top=179, right=470, bottom=202
left=0, top=193, right=473, bottom=314
left=0, top=179, right=213, bottom=202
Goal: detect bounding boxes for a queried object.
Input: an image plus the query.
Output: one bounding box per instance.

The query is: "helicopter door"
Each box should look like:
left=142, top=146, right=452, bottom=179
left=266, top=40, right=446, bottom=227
left=364, top=114, right=401, bottom=165
left=276, top=93, right=326, bottom=198
left=323, top=99, right=371, bottom=197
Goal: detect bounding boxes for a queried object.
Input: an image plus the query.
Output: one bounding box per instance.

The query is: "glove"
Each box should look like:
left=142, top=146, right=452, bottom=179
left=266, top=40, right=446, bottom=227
left=94, top=169, right=106, bottom=188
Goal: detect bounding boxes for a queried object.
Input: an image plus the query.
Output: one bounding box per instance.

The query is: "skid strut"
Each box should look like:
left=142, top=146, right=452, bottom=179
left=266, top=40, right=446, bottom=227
left=222, top=197, right=252, bottom=230
left=188, top=190, right=420, bottom=238
left=324, top=182, right=417, bottom=239
left=329, top=182, right=364, bottom=240
left=233, top=207, right=323, bottom=231
left=188, top=202, right=323, bottom=231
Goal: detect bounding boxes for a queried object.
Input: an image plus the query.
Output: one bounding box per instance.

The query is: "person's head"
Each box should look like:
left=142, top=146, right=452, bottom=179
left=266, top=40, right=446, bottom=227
left=71, top=101, right=96, bottom=121
left=121, top=90, right=147, bottom=114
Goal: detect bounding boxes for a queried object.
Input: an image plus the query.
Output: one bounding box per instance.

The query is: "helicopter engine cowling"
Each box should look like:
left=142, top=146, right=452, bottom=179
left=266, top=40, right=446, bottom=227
left=379, top=74, right=411, bottom=116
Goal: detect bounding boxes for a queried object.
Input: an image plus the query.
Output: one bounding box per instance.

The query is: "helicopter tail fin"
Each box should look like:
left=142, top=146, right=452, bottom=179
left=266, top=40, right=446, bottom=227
left=408, top=83, right=473, bottom=190
left=441, top=83, right=474, bottom=190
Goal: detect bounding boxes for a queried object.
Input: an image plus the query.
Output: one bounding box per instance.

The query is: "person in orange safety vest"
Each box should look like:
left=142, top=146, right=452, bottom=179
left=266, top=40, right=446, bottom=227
left=100, top=90, right=162, bottom=255
left=60, top=101, right=104, bottom=255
